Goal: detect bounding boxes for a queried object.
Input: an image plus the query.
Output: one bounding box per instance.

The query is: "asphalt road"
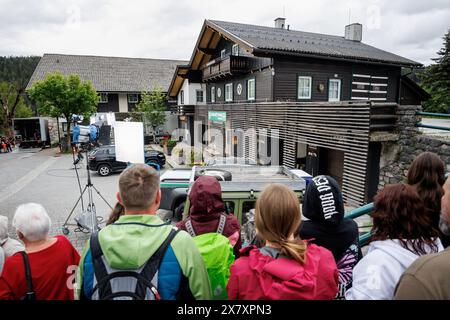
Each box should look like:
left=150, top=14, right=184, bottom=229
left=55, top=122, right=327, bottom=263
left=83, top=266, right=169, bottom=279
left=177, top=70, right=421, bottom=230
left=0, top=147, right=169, bottom=251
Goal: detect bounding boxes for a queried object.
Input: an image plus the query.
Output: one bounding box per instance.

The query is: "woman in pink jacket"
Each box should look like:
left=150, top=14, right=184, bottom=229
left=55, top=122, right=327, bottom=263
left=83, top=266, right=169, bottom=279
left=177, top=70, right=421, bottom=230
left=227, top=183, right=339, bottom=300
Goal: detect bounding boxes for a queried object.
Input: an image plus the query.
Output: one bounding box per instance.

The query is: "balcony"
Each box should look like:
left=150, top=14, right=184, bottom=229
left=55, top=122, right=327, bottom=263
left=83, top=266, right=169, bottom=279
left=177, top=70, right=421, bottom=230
left=201, top=55, right=251, bottom=81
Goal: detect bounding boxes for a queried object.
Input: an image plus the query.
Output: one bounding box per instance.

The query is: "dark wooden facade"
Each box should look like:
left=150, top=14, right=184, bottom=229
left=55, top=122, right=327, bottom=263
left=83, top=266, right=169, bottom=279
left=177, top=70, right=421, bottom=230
left=194, top=101, right=392, bottom=206
left=199, top=37, right=405, bottom=108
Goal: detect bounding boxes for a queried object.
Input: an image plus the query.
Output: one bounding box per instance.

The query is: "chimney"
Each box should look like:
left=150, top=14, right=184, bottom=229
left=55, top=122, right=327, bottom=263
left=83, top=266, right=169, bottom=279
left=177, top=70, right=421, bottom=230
left=345, top=23, right=362, bottom=42
left=274, top=17, right=286, bottom=29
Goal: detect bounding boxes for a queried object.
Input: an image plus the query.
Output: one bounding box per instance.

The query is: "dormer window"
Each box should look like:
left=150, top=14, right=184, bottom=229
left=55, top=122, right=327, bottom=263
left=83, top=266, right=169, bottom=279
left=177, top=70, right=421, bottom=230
left=220, top=49, right=226, bottom=59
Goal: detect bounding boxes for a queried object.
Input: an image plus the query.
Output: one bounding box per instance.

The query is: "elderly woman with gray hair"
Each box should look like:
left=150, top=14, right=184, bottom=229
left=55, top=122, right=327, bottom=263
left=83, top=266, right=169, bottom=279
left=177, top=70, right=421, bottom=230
left=0, top=215, right=25, bottom=275
left=0, top=203, right=80, bottom=300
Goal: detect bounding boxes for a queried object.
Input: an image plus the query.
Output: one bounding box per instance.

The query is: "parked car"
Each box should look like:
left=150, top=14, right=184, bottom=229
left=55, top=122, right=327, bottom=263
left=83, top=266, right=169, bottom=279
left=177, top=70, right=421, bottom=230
left=88, top=145, right=166, bottom=176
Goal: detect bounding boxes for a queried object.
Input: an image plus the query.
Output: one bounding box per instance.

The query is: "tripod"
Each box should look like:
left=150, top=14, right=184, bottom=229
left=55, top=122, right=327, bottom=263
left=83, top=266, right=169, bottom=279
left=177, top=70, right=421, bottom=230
left=62, top=144, right=112, bottom=235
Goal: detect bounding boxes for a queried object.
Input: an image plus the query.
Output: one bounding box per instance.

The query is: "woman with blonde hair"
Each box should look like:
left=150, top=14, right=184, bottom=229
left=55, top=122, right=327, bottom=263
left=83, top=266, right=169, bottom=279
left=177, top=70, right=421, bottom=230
left=226, top=183, right=338, bottom=300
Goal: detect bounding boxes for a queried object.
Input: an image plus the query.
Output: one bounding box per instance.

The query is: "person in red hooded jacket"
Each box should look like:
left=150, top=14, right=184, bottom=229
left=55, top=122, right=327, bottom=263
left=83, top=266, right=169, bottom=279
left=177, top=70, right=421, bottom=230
left=176, top=175, right=242, bottom=257
left=227, top=183, right=339, bottom=300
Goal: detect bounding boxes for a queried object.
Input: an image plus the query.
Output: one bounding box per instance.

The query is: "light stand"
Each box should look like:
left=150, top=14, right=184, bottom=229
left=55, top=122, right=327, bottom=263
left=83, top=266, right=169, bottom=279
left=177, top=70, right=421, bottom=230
left=62, top=144, right=111, bottom=235
left=71, top=143, right=85, bottom=211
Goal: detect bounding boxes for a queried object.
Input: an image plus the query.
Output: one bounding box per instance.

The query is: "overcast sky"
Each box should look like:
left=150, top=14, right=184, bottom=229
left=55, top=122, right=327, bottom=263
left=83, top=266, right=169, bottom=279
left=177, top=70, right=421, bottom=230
left=0, top=0, right=448, bottom=65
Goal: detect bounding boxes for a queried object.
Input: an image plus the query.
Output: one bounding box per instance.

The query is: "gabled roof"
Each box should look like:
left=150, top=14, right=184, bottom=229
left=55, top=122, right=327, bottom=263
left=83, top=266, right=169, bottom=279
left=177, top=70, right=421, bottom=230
left=168, top=19, right=422, bottom=97
left=208, top=20, right=421, bottom=67
left=26, top=54, right=188, bottom=92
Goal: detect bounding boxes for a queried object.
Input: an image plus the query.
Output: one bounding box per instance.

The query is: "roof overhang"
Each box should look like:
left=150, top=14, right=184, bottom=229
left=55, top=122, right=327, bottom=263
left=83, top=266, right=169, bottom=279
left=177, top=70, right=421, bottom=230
left=252, top=48, right=422, bottom=68
left=400, top=75, right=431, bottom=101
left=168, top=20, right=257, bottom=97
left=168, top=65, right=190, bottom=98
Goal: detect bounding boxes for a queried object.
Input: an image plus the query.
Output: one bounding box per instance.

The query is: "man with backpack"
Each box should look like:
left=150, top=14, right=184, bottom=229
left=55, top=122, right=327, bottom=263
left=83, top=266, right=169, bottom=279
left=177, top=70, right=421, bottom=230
left=77, top=164, right=211, bottom=300
left=176, top=176, right=241, bottom=299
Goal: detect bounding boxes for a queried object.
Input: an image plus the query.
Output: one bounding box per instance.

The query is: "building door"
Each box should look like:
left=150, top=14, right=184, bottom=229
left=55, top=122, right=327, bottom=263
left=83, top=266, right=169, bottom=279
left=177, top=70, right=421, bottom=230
left=319, top=147, right=344, bottom=187
left=295, top=142, right=307, bottom=169
left=306, top=145, right=319, bottom=176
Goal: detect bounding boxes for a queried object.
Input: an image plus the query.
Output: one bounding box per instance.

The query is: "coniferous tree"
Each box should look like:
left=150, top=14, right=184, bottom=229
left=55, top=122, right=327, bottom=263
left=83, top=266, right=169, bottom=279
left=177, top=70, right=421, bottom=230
left=421, top=30, right=450, bottom=113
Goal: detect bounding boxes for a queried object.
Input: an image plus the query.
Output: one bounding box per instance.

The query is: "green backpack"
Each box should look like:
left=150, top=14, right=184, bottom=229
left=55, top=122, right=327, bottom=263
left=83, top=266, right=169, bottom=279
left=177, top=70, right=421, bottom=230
left=185, top=214, right=235, bottom=300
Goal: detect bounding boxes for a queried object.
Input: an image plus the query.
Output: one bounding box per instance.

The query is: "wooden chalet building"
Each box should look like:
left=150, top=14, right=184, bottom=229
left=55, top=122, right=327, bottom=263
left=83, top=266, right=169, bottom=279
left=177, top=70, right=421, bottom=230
left=168, top=18, right=429, bottom=205
left=27, top=53, right=186, bottom=113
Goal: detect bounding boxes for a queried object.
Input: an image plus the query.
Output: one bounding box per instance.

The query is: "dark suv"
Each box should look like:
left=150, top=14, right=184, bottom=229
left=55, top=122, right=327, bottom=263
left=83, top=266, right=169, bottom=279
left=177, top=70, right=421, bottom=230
left=88, top=145, right=166, bottom=176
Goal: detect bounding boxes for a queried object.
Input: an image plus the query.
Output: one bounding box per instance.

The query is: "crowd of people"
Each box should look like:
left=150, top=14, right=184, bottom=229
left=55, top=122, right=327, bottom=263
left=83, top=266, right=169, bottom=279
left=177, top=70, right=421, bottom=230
left=0, top=151, right=449, bottom=300
left=0, top=137, right=14, bottom=153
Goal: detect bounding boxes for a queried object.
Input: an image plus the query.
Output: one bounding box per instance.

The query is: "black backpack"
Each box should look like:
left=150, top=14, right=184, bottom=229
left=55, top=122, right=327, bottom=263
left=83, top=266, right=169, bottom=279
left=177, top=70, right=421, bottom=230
left=89, top=228, right=179, bottom=300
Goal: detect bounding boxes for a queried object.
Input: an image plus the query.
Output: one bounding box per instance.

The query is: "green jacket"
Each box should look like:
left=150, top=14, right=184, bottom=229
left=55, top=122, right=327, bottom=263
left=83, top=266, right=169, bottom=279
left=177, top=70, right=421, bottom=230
left=76, top=214, right=212, bottom=300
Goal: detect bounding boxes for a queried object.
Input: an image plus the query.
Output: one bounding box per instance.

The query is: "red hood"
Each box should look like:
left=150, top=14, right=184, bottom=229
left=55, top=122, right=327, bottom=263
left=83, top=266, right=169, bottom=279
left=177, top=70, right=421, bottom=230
left=189, top=176, right=225, bottom=217
left=228, top=245, right=338, bottom=300
left=177, top=175, right=242, bottom=256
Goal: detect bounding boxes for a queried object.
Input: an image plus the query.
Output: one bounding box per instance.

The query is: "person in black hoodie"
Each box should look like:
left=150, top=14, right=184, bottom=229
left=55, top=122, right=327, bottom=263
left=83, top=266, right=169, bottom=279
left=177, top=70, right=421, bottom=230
left=298, top=175, right=362, bottom=299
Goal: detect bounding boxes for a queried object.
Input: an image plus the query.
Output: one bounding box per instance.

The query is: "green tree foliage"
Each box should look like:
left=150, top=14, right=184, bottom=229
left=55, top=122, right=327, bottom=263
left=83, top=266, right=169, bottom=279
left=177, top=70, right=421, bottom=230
left=421, top=30, right=450, bottom=113
left=0, top=81, right=31, bottom=134
left=15, top=101, right=34, bottom=118
left=0, top=56, right=40, bottom=135
left=0, top=81, right=33, bottom=119
left=28, top=72, right=99, bottom=148
left=135, top=88, right=167, bottom=132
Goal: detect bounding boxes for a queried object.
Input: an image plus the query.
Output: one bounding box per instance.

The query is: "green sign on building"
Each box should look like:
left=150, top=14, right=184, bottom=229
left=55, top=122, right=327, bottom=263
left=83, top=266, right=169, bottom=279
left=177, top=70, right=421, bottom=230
left=208, top=111, right=227, bottom=123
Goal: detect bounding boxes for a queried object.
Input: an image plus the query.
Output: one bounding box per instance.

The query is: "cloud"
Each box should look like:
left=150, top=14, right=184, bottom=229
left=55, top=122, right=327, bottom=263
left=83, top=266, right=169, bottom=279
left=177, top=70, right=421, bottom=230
left=0, top=0, right=448, bottom=65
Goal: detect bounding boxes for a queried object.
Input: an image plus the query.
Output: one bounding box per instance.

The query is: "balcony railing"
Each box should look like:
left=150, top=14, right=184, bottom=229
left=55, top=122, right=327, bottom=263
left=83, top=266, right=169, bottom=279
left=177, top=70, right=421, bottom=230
left=202, top=55, right=251, bottom=81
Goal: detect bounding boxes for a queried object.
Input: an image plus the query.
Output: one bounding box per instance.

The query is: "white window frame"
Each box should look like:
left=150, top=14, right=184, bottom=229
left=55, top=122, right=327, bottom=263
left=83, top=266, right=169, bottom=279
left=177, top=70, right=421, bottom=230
left=247, top=79, right=255, bottom=101
left=180, top=90, right=184, bottom=105
left=196, top=90, right=204, bottom=103
left=225, top=83, right=233, bottom=102
left=297, top=76, right=312, bottom=100
left=232, top=44, right=239, bottom=56
left=328, top=79, right=341, bottom=102
left=99, top=93, right=108, bottom=103
left=211, top=87, right=216, bottom=103
left=128, top=93, right=139, bottom=103
left=220, top=49, right=226, bottom=59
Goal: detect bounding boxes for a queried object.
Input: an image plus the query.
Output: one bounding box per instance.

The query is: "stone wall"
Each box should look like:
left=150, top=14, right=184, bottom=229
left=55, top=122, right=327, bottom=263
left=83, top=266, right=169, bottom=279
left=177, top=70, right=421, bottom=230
left=378, top=105, right=450, bottom=189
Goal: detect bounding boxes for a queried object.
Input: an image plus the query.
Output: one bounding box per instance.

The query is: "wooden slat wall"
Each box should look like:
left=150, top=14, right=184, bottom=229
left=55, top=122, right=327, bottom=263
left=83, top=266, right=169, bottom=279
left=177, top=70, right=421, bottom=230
left=196, top=101, right=374, bottom=205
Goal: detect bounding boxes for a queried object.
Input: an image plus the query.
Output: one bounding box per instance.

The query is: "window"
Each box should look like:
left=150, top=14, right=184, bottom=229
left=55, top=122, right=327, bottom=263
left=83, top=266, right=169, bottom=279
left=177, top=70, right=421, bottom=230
left=225, top=83, right=233, bottom=102
left=220, top=49, right=226, bottom=59
left=232, top=44, right=239, bottom=56
left=180, top=90, right=184, bottom=104
left=196, top=90, right=204, bottom=103
left=128, top=94, right=139, bottom=103
left=211, top=87, right=216, bottom=103
left=224, top=201, right=235, bottom=215
left=241, top=201, right=256, bottom=225
left=328, top=79, right=341, bottom=102
left=99, top=93, right=108, bottom=103
left=297, top=76, right=312, bottom=99
left=247, top=79, right=255, bottom=101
